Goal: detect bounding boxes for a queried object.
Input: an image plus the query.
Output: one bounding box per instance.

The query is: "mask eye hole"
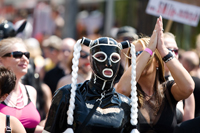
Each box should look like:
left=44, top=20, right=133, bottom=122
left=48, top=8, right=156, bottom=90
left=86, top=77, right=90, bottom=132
left=93, top=52, right=107, bottom=62
left=110, top=53, right=121, bottom=63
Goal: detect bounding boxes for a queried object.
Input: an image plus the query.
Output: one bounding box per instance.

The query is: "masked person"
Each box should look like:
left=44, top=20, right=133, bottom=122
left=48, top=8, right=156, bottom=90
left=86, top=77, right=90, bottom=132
left=43, top=37, right=139, bottom=133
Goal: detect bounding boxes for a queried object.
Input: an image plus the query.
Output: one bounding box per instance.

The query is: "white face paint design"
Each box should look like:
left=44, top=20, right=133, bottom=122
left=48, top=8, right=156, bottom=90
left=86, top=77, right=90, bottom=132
left=92, top=51, right=121, bottom=79
left=93, top=52, right=107, bottom=62
left=102, top=68, right=113, bottom=78
left=110, top=53, right=121, bottom=63
left=93, top=52, right=121, bottom=63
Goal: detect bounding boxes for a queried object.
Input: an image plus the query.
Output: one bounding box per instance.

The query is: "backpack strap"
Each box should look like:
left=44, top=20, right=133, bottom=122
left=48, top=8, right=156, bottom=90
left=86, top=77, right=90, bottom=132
left=5, top=115, right=11, bottom=133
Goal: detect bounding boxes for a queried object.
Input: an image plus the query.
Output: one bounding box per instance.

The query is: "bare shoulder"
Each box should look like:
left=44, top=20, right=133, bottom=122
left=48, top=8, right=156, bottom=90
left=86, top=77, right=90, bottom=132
left=25, top=85, right=37, bottom=97
left=10, top=116, right=26, bottom=133
left=25, top=85, right=37, bottom=106
left=57, top=75, right=72, bottom=90
left=60, top=75, right=72, bottom=83
left=42, top=83, right=52, bottom=96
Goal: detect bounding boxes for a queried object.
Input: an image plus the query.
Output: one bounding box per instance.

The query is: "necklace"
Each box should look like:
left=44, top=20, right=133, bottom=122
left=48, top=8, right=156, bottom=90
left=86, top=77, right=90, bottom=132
left=144, top=92, right=154, bottom=98
left=4, top=86, right=25, bottom=109
left=143, top=91, right=155, bottom=101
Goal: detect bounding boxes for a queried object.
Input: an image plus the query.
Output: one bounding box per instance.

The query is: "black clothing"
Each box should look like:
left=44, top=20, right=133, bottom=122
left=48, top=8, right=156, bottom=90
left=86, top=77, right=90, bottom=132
left=165, top=75, right=183, bottom=123
left=43, top=63, right=65, bottom=95
left=176, top=108, right=183, bottom=124
left=44, top=80, right=133, bottom=133
left=114, top=63, right=124, bottom=85
left=174, top=75, right=200, bottom=133
left=6, top=115, right=11, bottom=133
left=44, top=37, right=134, bottom=132
left=192, top=76, right=200, bottom=117
left=173, top=116, right=200, bottom=133
left=138, top=81, right=178, bottom=133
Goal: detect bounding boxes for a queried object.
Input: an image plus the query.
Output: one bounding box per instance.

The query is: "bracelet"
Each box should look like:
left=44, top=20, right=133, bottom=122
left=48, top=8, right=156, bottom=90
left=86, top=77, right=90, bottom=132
left=162, top=51, right=174, bottom=63
left=144, top=48, right=153, bottom=56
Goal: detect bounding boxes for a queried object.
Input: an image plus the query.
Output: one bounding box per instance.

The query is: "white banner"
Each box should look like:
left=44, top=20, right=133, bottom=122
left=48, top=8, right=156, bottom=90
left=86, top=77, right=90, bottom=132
left=146, top=0, right=200, bottom=27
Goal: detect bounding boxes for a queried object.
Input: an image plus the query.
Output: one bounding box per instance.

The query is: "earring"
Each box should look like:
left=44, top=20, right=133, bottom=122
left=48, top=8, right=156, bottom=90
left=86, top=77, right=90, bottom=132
left=156, top=67, right=159, bottom=70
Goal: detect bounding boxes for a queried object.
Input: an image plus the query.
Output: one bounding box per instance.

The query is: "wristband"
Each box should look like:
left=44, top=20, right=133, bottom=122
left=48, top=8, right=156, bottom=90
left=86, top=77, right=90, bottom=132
left=162, top=51, right=174, bottom=63
left=144, top=48, right=153, bottom=56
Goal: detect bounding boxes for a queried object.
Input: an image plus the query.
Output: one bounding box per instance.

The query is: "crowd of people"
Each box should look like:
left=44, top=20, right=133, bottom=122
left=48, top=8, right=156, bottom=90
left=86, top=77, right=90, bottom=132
left=0, top=2, right=200, bottom=133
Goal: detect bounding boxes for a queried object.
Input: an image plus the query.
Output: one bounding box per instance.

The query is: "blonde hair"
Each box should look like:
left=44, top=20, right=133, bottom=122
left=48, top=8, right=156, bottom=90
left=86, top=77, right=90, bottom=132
left=126, top=37, right=166, bottom=113
left=0, top=37, right=27, bottom=57
left=163, top=32, right=176, bottom=40
left=24, top=38, right=42, bottom=58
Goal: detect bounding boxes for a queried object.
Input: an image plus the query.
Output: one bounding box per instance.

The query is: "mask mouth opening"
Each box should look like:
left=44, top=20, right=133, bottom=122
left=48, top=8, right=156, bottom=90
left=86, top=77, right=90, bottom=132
left=102, top=68, right=113, bottom=78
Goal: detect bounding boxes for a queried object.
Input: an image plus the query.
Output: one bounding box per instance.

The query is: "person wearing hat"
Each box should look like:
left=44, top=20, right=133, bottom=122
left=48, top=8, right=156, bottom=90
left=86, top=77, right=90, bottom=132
left=116, top=26, right=138, bottom=69
left=116, top=26, right=138, bottom=42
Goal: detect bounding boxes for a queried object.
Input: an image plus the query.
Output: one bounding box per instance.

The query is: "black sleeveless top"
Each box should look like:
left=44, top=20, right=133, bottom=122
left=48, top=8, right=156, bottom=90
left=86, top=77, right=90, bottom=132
left=138, top=80, right=178, bottom=133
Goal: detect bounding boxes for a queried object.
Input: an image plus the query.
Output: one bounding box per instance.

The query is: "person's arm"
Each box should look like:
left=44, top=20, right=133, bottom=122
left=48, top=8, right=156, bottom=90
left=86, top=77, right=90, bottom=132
left=34, top=125, right=44, bottom=133
left=56, top=75, right=72, bottom=90
left=10, top=116, right=26, bottom=133
left=39, top=83, right=52, bottom=127
left=156, top=17, right=194, bottom=101
left=116, top=18, right=159, bottom=96
left=41, top=83, right=52, bottom=115
left=182, top=93, right=195, bottom=121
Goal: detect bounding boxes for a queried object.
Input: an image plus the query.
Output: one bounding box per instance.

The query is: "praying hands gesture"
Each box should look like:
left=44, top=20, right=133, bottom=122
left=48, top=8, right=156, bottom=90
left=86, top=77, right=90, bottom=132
left=156, top=16, right=169, bottom=57
left=156, top=16, right=194, bottom=101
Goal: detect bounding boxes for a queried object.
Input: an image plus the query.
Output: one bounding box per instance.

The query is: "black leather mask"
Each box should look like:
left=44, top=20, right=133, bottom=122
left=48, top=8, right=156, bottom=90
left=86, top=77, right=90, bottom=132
left=90, top=37, right=121, bottom=81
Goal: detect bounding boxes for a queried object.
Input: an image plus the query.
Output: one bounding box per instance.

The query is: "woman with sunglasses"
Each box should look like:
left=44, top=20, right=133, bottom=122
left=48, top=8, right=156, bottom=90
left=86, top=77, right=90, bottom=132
left=56, top=44, right=92, bottom=89
left=116, top=16, right=194, bottom=132
left=0, top=66, right=26, bottom=133
left=0, top=37, right=43, bottom=133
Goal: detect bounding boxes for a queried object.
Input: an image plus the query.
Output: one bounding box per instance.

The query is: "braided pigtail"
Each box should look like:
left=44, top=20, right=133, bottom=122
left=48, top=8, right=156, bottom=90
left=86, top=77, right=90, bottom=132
left=130, top=44, right=139, bottom=133
left=120, top=40, right=139, bottom=132
left=63, top=39, right=82, bottom=133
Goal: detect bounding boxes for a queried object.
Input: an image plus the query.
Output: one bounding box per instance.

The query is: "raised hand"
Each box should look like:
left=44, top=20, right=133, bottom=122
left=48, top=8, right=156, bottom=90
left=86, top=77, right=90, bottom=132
left=156, top=16, right=169, bottom=57
left=147, top=17, right=160, bottom=52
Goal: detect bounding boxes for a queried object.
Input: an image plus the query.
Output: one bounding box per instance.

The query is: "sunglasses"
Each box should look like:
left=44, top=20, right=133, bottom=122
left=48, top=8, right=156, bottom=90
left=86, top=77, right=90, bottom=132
left=80, top=50, right=90, bottom=59
left=122, top=37, right=134, bottom=42
left=167, top=48, right=178, bottom=55
left=2, top=51, right=30, bottom=59
left=136, top=51, right=143, bottom=57
left=129, top=50, right=143, bottom=58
